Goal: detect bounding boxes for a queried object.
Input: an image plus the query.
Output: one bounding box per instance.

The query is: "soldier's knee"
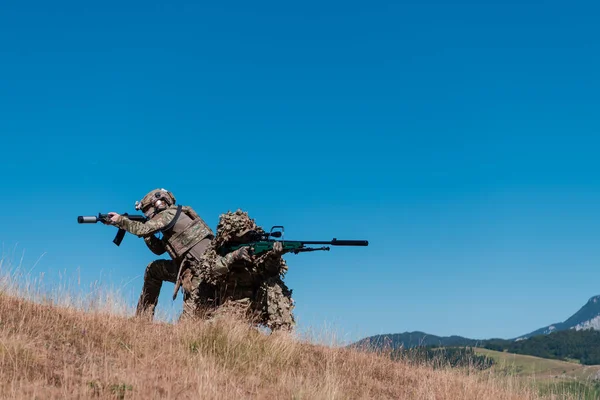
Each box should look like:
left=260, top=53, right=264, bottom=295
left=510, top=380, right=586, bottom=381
left=144, top=260, right=165, bottom=281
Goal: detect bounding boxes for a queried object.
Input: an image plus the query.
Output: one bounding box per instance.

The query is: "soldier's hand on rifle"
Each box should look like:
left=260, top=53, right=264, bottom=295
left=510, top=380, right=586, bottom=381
left=272, top=241, right=284, bottom=256
left=104, top=212, right=121, bottom=225
left=236, top=247, right=253, bottom=262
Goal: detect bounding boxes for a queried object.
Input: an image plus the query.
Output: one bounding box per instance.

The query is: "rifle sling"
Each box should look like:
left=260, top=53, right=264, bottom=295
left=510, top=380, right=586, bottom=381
left=161, top=205, right=183, bottom=233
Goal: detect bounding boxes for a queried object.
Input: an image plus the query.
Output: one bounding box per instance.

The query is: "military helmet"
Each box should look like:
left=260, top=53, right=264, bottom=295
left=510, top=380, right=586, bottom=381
left=135, top=188, right=176, bottom=215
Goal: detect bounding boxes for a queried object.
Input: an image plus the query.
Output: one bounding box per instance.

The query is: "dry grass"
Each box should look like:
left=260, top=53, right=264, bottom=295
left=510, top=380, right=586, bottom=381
left=0, top=256, right=577, bottom=399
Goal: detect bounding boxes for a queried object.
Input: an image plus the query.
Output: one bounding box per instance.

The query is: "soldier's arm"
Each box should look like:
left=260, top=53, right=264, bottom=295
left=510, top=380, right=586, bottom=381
left=144, top=235, right=167, bottom=255
left=113, top=208, right=177, bottom=237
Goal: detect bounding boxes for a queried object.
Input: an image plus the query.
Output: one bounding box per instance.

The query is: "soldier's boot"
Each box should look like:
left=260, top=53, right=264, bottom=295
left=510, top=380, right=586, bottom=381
left=135, top=260, right=177, bottom=320
left=212, top=247, right=252, bottom=277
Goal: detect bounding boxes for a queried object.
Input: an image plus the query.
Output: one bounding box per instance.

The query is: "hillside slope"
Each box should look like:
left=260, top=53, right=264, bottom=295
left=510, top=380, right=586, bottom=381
left=474, top=348, right=600, bottom=380
left=0, top=293, right=564, bottom=399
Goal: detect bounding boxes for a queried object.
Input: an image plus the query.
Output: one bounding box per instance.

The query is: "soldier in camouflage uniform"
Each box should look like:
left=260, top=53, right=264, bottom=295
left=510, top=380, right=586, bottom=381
left=104, top=189, right=249, bottom=320
left=194, top=210, right=296, bottom=331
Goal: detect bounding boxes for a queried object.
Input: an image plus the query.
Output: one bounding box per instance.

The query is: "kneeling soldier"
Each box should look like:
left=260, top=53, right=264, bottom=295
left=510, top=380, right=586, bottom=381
left=104, top=188, right=249, bottom=320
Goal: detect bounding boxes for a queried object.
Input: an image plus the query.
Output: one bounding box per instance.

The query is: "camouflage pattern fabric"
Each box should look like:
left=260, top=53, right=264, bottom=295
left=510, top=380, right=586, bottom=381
left=135, top=255, right=203, bottom=320
left=192, top=209, right=296, bottom=331
left=115, top=207, right=180, bottom=237
left=178, top=253, right=205, bottom=320
left=256, top=277, right=295, bottom=331
left=114, top=206, right=212, bottom=321
left=136, top=259, right=178, bottom=319
left=114, top=205, right=213, bottom=260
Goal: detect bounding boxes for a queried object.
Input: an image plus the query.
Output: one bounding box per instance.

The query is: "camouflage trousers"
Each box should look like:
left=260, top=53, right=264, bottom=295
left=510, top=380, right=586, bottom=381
left=196, top=276, right=295, bottom=331
left=136, top=256, right=202, bottom=320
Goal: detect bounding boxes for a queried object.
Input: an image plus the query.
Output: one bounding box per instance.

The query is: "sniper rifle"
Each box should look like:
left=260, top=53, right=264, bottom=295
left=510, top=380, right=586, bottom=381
left=217, top=225, right=369, bottom=257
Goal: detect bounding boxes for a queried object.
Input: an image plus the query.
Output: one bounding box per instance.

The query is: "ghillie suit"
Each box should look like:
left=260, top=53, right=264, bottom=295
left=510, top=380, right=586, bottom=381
left=193, top=210, right=295, bottom=331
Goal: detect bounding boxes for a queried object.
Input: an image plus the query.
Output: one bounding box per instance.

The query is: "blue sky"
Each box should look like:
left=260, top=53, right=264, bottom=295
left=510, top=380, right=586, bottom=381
left=1, top=0, right=599, bottom=343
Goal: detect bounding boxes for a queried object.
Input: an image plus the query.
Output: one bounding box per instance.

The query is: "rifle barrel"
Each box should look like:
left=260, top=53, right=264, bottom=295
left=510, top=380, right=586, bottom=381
left=77, top=215, right=101, bottom=223
left=298, top=239, right=368, bottom=246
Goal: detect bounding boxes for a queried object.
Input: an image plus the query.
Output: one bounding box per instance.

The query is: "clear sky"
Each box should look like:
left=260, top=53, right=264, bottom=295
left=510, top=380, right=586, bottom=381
left=1, top=0, right=599, bottom=344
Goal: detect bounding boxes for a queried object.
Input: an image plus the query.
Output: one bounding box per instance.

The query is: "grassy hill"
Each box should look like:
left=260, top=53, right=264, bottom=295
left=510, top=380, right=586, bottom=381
left=483, top=329, right=600, bottom=365
left=474, top=348, right=600, bottom=379
left=474, top=348, right=600, bottom=400
left=0, top=264, right=587, bottom=399
left=356, top=328, right=600, bottom=367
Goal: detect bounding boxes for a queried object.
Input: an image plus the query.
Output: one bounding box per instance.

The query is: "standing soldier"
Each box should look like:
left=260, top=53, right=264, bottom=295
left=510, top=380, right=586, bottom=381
left=103, top=188, right=249, bottom=320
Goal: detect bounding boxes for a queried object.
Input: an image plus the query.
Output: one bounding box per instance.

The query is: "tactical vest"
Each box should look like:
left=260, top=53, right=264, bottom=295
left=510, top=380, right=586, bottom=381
left=160, top=206, right=214, bottom=260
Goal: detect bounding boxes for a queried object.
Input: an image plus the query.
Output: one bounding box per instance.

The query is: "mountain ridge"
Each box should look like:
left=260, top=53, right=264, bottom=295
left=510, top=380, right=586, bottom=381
left=352, top=331, right=486, bottom=350
left=353, top=294, right=600, bottom=349
left=516, top=295, right=600, bottom=339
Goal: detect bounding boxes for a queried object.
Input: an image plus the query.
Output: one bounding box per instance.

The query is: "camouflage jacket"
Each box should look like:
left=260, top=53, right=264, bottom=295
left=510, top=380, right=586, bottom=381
left=114, top=205, right=214, bottom=261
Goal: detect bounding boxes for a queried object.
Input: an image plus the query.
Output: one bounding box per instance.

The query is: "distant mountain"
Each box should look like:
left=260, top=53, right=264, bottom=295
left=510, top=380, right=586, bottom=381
left=351, top=331, right=483, bottom=351
left=353, top=295, right=600, bottom=352
left=517, top=295, right=600, bottom=340
left=485, top=329, right=600, bottom=365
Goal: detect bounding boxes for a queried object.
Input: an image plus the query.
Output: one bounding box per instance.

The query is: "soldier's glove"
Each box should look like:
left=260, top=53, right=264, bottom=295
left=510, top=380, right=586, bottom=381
left=212, top=247, right=253, bottom=277
left=272, top=241, right=284, bottom=256
left=229, top=247, right=252, bottom=263
left=106, top=212, right=121, bottom=225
